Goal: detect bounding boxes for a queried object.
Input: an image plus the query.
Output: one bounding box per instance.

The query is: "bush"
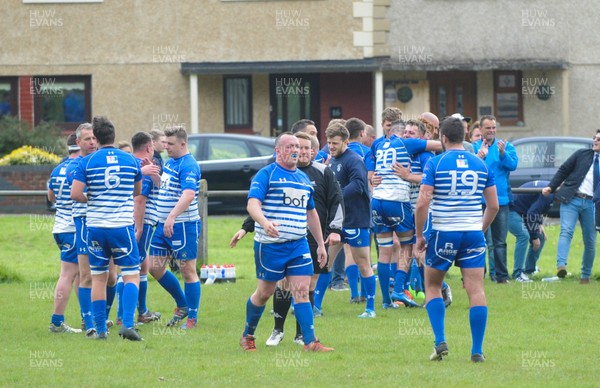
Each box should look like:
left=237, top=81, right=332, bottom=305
left=0, top=116, right=67, bottom=158
left=0, top=145, right=62, bottom=166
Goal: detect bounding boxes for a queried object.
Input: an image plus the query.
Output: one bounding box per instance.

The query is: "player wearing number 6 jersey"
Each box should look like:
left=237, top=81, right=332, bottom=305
left=415, top=117, right=499, bottom=363
left=71, top=116, right=143, bottom=341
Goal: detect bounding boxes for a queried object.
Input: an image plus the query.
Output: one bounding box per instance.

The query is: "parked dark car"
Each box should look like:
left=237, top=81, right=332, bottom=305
left=510, top=136, right=593, bottom=217
left=187, top=133, right=275, bottom=214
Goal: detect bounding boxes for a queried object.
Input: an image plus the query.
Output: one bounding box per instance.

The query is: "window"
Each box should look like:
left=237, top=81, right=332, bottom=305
left=208, top=138, right=251, bottom=160
left=224, top=76, right=252, bottom=131
left=554, top=141, right=592, bottom=168
left=0, top=77, right=18, bottom=118
left=514, top=141, right=548, bottom=169
left=494, top=71, right=523, bottom=126
left=33, top=75, right=91, bottom=131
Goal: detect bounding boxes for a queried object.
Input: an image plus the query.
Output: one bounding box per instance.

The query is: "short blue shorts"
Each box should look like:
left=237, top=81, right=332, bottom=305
left=254, top=238, right=314, bottom=282
left=342, top=227, right=371, bottom=247
left=372, top=198, right=414, bottom=235
left=73, top=216, right=88, bottom=255
left=87, top=225, right=140, bottom=275
left=137, top=224, right=155, bottom=263
left=53, top=232, right=77, bottom=264
left=425, top=230, right=486, bottom=272
left=149, top=220, right=201, bottom=261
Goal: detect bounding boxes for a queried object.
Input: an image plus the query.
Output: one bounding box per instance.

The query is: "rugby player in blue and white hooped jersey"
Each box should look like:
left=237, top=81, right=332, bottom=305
left=130, top=131, right=162, bottom=324
left=47, top=134, right=83, bottom=334
left=65, top=122, right=98, bottom=335
left=148, top=126, right=201, bottom=330
left=240, top=132, right=333, bottom=352
left=392, top=119, right=455, bottom=306
left=371, top=121, right=441, bottom=309
left=71, top=116, right=143, bottom=341
left=415, top=117, right=499, bottom=363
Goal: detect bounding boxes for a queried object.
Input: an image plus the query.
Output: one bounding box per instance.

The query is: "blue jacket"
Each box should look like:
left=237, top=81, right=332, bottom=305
left=473, top=138, right=518, bottom=206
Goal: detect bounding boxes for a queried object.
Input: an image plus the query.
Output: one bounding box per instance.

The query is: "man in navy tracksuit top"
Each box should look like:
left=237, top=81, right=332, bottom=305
left=325, top=122, right=377, bottom=318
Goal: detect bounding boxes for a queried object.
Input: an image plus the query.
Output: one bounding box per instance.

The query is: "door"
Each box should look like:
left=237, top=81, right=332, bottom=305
left=428, top=71, right=477, bottom=121
left=269, top=74, right=320, bottom=137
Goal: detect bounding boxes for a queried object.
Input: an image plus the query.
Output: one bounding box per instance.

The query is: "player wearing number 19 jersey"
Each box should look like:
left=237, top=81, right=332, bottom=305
left=415, top=117, right=499, bottom=362
left=71, top=116, right=143, bottom=341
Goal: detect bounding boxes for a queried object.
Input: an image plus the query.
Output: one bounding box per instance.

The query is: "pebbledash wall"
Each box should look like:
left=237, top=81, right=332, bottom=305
left=0, top=165, right=54, bottom=214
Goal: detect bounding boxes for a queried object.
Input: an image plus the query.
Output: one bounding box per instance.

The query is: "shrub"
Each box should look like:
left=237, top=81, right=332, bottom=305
left=0, top=116, right=67, bottom=158
left=0, top=145, right=62, bottom=166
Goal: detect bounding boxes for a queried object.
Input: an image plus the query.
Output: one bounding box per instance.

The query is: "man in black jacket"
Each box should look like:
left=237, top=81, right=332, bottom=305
left=542, top=131, right=600, bottom=284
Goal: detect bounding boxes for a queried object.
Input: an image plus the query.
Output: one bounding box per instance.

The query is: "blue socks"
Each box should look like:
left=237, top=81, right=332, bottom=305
left=377, top=262, right=391, bottom=304
left=157, top=271, right=187, bottom=308
left=346, top=264, right=359, bottom=299
left=116, top=276, right=124, bottom=319
left=92, top=299, right=107, bottom=333
left=78, top=287, right=94, bottom=330
left=122, top=282, right=139, bottom=329
left=313, top=272, right=330, bottom=310
left=185, top=281, right=201, bottom=320
left=362, top=275, right=376, bottom=311
left=294, top=302, right=315, bottom=344
left=138, top=275, right=148, bottom=315
left=394, top=270, right=408, bottom=294
left=470, top=306, right=488, bottom=356
left=51, top=314, right=64, bottom=327
left=106, top=284, right=116, bottom=318
left=243, top=298, right=265, bottom=336
left=426, top=297, right=446, bottom=346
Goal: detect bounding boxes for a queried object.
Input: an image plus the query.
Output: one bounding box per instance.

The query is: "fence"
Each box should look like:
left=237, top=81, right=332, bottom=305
left=0, top=179, right=239, bottom=264
left=0, top=184, right=546, bottom=265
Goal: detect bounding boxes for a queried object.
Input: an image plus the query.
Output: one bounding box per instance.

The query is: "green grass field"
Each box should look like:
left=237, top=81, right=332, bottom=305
left=0, top=214, right=597, bottom=387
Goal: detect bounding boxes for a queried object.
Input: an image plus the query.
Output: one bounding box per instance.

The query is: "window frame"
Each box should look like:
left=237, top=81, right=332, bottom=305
left=0, top=77, right=19, bottom=118
left=223, top=75, right=253, bottom=133
left=493, top=70, right=524, bottom=126
left=32, top=75, right=91, bottom=132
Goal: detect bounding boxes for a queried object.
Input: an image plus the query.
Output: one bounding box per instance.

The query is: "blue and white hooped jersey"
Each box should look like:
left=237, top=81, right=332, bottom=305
left=372, top=135, right=428, bottom=202
left=49, top=158, right=76, bottom=234
left=138, top=158, right=159, bottom=226
left=155, top=153, right=201, bottom=223
left=248, top=162, right=315, bottom=244
left=66, top=156, right=87, bottom=218
left=422, top=150, right=496, bottom=231
left=73, top=147, right=142, bottom=228
left=409, top=150, right=435, bottom=209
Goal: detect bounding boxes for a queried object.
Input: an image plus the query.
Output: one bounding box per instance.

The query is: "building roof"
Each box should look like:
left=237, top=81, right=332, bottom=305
left=181, top=58, right=569, bottom=75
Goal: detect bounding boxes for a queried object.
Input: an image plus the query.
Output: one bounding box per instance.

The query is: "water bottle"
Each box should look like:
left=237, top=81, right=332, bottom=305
left=200, top=265, right=207, bottom=281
